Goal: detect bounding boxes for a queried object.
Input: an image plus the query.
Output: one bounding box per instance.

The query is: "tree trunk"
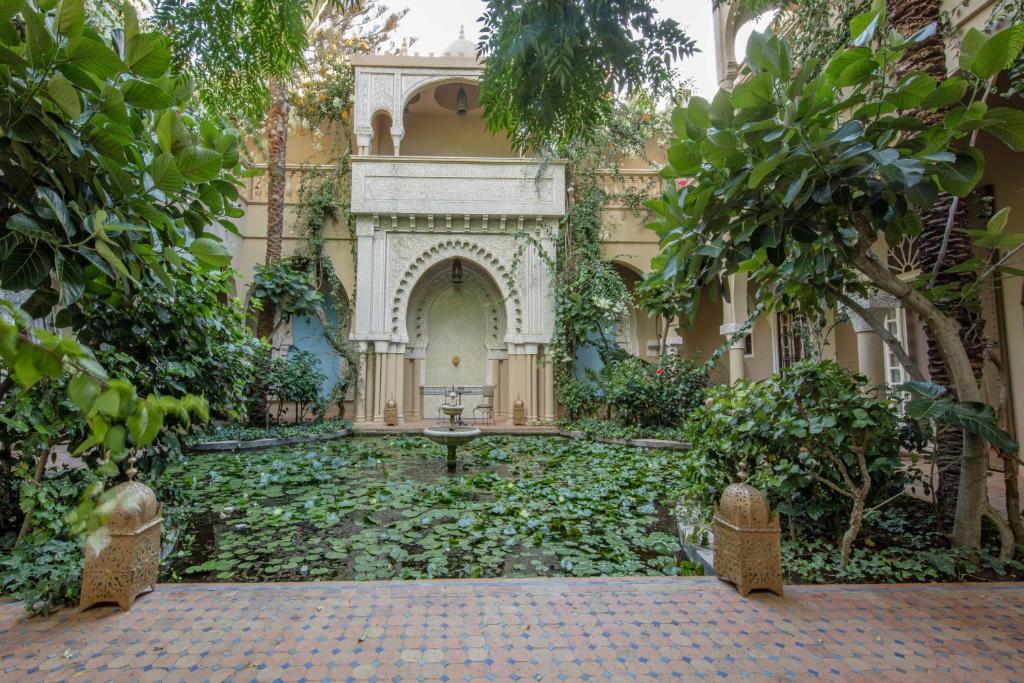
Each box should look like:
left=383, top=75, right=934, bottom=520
left=887, top=0, right=988, bottom=529
left=249, top=79, right=290, bottom=427
left=1002, top=453, right=1024, bottom=546
left=852, top=246, right=988, bottom=550
left=256, top=78, right=290, bottom=343
left=14, top=445, right=50, bottom=547
left=840, top=497, right=866, bottom=569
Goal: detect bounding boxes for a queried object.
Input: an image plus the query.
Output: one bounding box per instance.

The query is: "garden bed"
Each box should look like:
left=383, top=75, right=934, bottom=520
left=160, top=436, right=701, bottom=582
left=186, top=420, right=352, bottom=452
left=557, top=418, right=690, bottom=450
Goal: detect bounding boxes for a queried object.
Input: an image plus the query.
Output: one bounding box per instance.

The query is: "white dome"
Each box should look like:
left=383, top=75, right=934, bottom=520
left=443, top=26, right=476, bottom=57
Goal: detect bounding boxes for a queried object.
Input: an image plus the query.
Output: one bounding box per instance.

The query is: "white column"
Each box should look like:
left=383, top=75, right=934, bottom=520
left=720, top=273, right=749, bottom=383
left=847, top=306, right=888, bottom=387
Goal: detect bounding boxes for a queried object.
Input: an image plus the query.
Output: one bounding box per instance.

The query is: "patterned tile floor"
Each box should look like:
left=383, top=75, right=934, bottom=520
left=2, top=576, right=1023, bottom=682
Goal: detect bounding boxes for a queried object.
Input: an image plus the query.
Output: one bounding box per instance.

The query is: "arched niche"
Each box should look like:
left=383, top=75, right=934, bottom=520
left=406, top=258, right=507, bottom=416
left=371, top=110, right=394, bottom=155
left=390, top=238, right=523, bottom=342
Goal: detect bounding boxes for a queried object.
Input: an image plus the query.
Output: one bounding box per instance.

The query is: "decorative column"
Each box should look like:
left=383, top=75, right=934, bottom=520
left=372, top=342, right=406, bottom=423
left=541, top=349, right=555, bottom=421
left=390, top=126, right=403, bottom=156
left=719, top=273, right=749, bottom=383
left=506, top=344, right=541, bottom=423
left=844, top=294, right=896, bottom=387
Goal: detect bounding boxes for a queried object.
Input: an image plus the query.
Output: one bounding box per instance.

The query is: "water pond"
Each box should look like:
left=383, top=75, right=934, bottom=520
left=161, top=435, right=700, bottom=582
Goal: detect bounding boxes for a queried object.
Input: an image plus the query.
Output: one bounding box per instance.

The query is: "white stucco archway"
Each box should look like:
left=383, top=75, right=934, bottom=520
left=389, top=238, right=524, bottom=343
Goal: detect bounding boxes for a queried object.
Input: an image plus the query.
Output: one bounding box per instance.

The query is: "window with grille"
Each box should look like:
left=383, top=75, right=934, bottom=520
left=776, top=312, right=807, bottom=369
left=883, top=308, right=908, bottom=387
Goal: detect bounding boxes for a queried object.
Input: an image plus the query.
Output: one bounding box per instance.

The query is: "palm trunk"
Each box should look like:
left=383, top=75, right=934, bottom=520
left=249, top=78, right=290, bottom=427
left=256, top=78, right=290, bottom=342
left=887, top=0, right=988, bottom=531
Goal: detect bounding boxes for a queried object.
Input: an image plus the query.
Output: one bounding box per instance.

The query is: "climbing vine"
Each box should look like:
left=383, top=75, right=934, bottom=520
left=547, top=94, right=675, bottom=386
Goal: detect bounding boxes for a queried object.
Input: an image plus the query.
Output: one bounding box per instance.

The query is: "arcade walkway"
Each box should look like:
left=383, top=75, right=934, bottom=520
left=2, top=576, right=1023, bottom=682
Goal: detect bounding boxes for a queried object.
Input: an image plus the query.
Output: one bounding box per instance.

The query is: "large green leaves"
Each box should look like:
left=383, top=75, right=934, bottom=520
left=903, top=381, right=1019, bottom=454
left=0, top=0, right=244, bottom=323
left=983, top=108, right=1024, bottom=152
left=190, top=237, right=232, bottom=267
left=125, top=33, right=171, bottom=78
left=732, top=73, right=775, bottom=110
left=960, top=24, right=1024, bottom=81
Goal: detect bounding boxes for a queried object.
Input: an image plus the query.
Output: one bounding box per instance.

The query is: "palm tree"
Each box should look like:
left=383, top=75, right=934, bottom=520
left=255, top=0, right=354, bottom=342
left=886, top=0, right=988, bottom=527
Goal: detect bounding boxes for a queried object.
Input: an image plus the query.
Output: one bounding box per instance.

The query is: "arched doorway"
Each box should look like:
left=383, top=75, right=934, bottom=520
left=405, top=257, right=507, bottom=420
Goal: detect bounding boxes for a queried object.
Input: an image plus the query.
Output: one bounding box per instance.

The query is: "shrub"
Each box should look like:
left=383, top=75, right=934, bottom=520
left=270, top=351, right=327, bottom=424
left=602, top=354, right=708, bottom=428
left=79, top=265, right=262, bottom=419
left=558, top=377, right=600, bottom=420
left=0, top=468, right=100, bottom=614
left=681, top=360, right=909, bottom=545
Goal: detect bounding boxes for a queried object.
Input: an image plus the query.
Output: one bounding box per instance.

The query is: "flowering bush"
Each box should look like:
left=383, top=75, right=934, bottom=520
left=602, top=355, right=708, bottom=428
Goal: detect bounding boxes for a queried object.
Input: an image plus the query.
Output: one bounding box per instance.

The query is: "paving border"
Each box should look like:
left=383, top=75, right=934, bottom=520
left=354, top=425, right=559, bottom=436
left=189, top=428, right=351, bottom=452
left=558, top=429, right=691, bottom=451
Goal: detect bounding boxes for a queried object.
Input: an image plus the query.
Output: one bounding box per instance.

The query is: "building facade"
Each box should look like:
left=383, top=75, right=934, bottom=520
left=228, top=9, right=1022, bottom=447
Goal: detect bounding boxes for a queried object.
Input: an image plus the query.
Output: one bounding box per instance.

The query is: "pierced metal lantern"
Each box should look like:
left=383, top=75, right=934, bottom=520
left=80, top=457, right=162, bottom=611
left=713, top=466, right=783, bottom=597
left=384, top=397, right=398, bottom=426
left=512, top=396, right=525, bottom=426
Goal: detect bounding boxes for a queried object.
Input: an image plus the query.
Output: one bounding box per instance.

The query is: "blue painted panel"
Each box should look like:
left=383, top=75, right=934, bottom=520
left=573, top=324, right=616, bottom=394
left=289, top=298, right=341, bottom=398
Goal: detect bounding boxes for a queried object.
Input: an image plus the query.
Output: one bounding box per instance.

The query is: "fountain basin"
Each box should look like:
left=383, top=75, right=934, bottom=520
left=422, top=425, right=482, bottom=446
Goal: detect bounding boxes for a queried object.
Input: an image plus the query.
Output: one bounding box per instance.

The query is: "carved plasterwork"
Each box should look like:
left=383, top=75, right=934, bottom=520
left=388, top=236, right=525, bottom=340
left=351, top=158, right=566, bottom=216
left=354, top=64, right=483, bottom=139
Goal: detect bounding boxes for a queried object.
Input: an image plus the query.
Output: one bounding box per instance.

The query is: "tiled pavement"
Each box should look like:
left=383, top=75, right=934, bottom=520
left=2, top=577, right=1023, bottom=682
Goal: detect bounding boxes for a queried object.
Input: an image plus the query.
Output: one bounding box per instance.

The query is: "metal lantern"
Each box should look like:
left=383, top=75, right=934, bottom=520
left=512, top=396, right=526, bottom=426
left=713, top=465, right=783, bottom=597
left=384, top=397, right=398, bottom=426
left=80, top=457, right=162, bottom=611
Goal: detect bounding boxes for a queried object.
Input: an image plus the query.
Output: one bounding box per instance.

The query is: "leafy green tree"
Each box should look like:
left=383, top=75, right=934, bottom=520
left=647, top=12, right=1024, bottom=552
left=0, top=1, right=245, bottom=570
left=477, top=0, right=696, bottom=151
left=0, top=1, right=241, bottom=320
left=153, top=0, right=311, bottom=125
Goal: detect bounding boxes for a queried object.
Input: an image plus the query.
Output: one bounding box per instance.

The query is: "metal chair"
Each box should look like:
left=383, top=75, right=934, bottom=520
left=435, top=385, right=456, bottom=423
left=473, top=384, right=496, bottom=424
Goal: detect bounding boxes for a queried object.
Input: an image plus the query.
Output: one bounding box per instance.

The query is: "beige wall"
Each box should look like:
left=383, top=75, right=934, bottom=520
left=978, top=123, right=1024, bottom=442
left=401, top=111, right=516, bottom=157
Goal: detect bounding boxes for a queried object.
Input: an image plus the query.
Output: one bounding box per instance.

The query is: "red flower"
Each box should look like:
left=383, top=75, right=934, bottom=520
left=675, top=178, right=693, bottom=190
left=656, top=368, right=664, bottom=377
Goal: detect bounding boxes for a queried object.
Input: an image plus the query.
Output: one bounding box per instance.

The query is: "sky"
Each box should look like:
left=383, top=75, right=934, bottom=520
left=387, top=0, right=776, bottom=98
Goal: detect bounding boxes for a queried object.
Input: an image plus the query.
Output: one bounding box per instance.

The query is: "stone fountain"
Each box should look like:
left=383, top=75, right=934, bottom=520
left=423, top=391, right=481, bottom=472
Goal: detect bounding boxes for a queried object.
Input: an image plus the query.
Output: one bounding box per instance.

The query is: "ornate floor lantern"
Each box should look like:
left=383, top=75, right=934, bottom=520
left=80, top=454, right=162, bottom=611
left=713, top=464, right=783, bottom=597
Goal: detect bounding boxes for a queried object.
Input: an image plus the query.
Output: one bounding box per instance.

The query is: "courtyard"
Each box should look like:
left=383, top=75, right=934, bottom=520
left=3, top=0, right=1024, bottom=680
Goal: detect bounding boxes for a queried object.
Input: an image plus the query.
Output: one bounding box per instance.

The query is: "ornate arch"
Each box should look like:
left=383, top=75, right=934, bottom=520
left=407, top=265, right=506, bottom=347
left=390, top=239, right=523, bottom=339
left=400, top=74, right=480, bottom=114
